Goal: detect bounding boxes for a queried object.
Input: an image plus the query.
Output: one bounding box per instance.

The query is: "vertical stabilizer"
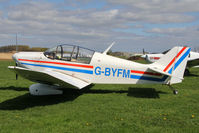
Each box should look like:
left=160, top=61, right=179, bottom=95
left=151, top=46, right=191, bottom=84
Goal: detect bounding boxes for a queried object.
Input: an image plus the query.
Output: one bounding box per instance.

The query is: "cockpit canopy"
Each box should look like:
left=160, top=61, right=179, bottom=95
left=44, top=44, right=95, bottom=64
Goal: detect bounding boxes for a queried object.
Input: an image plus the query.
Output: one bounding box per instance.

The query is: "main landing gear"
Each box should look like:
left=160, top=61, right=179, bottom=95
left=168, top=85, right=178, bottom=95
left=184, top=68, right=190, bottom=75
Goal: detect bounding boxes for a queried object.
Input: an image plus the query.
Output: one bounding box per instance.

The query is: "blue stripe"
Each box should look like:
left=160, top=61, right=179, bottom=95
left=168, top=48, right=191, bottom=74
left=130, top=75, right=168, bottom=82
left=21, top=62, right=93, bottom=74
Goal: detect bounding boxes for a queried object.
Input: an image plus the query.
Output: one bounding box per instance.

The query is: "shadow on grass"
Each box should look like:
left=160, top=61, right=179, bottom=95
left=0, top=89, right=82, bottom=110
left=81, top=89, right=128, bottom=94
left=0, top=85, right=167, bottom=110
left=82, top=87, right=167, bottom=99
left=185, top=73, right=199, bottom=77
left=0, top=86, right=28, bottom=91
left=127, top=87, right=167, bottom=98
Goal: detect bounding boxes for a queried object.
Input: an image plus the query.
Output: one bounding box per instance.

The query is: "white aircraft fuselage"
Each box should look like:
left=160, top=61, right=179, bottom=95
left=13, top=52, right=166, bottom=85
left=9, top=44, right=191, bottom=95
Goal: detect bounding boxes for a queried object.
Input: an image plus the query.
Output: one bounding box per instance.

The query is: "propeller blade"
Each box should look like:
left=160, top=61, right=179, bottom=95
left=145, top=54, right=148, bottom=61
left=143, top=48, right=145, bottom=55
left=15, top=63, right=18, bottom=80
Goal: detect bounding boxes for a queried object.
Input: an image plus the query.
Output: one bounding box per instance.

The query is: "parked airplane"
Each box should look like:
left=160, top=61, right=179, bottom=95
left=141, top=50, right=199, bottom=74
left=8, top=44, right=190, bottom=95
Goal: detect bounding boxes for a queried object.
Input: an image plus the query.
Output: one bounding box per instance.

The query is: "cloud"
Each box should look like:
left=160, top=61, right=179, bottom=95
left=144, top=26, right=199, bottom=51
left=119, top=11, right=195, bottom=23
left=106, top=0, right=198, bottom=23
left=107, top=0, right=199, bottom=13
left=146, top=27, right=187, bottom=36
left=146, top=26, right=199, bottom=38
left=0, top=0, right=198, bottom=52
left=0, top=0, right=8, bottom=3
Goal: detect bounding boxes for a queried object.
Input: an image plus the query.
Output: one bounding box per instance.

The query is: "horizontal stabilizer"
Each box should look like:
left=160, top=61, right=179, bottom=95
left=148, top=66, right=183, bottom=80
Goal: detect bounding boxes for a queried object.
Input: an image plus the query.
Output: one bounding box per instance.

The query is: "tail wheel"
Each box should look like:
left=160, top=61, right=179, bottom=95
left=173, top=90, right=178, bottom=95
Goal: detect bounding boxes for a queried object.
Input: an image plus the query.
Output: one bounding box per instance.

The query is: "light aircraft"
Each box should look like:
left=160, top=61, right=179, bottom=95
left=141, top=50, right=199, bottom=74
left=8, top=43, right=190, bottom=95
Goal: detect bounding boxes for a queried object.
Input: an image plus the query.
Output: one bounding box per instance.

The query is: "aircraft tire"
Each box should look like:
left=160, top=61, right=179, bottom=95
left=173, top=90, right=178, bottom=95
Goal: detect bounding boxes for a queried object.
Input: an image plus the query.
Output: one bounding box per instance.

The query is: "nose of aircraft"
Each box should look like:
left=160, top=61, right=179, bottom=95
left=141, top=55, right=146, bottom=58
left=12, top=53, right=19, bottom=62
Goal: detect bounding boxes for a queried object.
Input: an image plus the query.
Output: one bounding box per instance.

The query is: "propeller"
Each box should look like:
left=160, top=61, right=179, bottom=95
left=143, top=48, right=146, bottom=55
left=15, top=33, right=18, bottom=80
left=145, top=54, right=148, bottom=61
left=141, top=48, right=149, bottom=61
left=15, top=63, right=18, bottom=80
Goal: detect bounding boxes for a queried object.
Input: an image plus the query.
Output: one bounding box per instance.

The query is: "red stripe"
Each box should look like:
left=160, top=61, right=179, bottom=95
left=150, top=57, right=160, bottom=60
left=18, top=59, right=93, bottom=69
left=163, top=47, right=186, bottom=72
left=154, top=57, right=160, bottom=60
left=131, top=70, right=162, bottom=76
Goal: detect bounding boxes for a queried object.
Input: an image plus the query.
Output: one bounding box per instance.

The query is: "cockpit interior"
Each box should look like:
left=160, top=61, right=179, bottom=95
left=44, top=44, right=95, bottom=64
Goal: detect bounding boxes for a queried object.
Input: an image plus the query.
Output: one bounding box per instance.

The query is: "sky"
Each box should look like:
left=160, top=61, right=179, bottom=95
left=0, top=0, right=199, bottom=53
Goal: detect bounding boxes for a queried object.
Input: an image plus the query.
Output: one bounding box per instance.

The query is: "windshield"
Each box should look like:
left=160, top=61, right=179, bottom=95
left=44, top=44, right=95, bottom=64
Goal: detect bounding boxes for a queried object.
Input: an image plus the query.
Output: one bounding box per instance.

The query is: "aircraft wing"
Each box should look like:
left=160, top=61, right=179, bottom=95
left=8, top=66, right=90, bottom=89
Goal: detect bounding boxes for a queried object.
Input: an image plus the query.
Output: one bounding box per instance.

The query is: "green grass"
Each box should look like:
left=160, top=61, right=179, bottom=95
left=0, top=60, right=199, bottom=133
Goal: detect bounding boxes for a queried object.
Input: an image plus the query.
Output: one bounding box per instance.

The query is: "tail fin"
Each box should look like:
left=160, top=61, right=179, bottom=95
left=151, top=46, right=191, bottom=84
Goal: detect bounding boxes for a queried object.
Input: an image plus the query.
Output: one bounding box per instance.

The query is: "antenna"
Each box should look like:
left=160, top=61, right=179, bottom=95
left=16, top=33, right=18, bottom=52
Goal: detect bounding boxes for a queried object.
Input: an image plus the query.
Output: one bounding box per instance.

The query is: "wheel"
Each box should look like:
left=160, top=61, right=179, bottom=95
left=173, top=90, right=178, bottom=95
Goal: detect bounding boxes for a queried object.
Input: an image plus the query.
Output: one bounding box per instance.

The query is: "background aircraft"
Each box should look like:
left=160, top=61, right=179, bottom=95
left=8, top=44, right=190, bottom=95
left=141, top=49, right=199, bottom=74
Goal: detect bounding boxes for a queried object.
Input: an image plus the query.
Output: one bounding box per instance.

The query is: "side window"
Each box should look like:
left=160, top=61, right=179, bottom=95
left=56, top=46, right=62, bottom=60
left=44, top=45, right=95, bottom=64
left=62, top=45, right=74, bottom=61
left=77, top=48, right=94, bottom=64
left=44, top=47, right=57, bottom=59
left=71, top=46, right=78, bottom=62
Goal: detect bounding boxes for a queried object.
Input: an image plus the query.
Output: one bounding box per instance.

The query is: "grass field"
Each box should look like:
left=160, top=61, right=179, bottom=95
left=0, top=60, right=199, bottom=133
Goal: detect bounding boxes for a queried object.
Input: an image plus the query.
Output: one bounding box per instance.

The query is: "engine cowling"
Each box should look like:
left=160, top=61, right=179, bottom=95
left=29, top=83, right=63, bottom=96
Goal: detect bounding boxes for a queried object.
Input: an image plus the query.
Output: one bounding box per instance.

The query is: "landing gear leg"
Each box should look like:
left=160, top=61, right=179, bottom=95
left=168, top=85, right=178, bottom=95
left=184, top=68, right=190, bottom=75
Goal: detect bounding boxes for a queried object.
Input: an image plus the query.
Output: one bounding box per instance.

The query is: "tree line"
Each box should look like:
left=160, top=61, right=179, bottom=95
left=0, top=45, right=48, bottom=52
